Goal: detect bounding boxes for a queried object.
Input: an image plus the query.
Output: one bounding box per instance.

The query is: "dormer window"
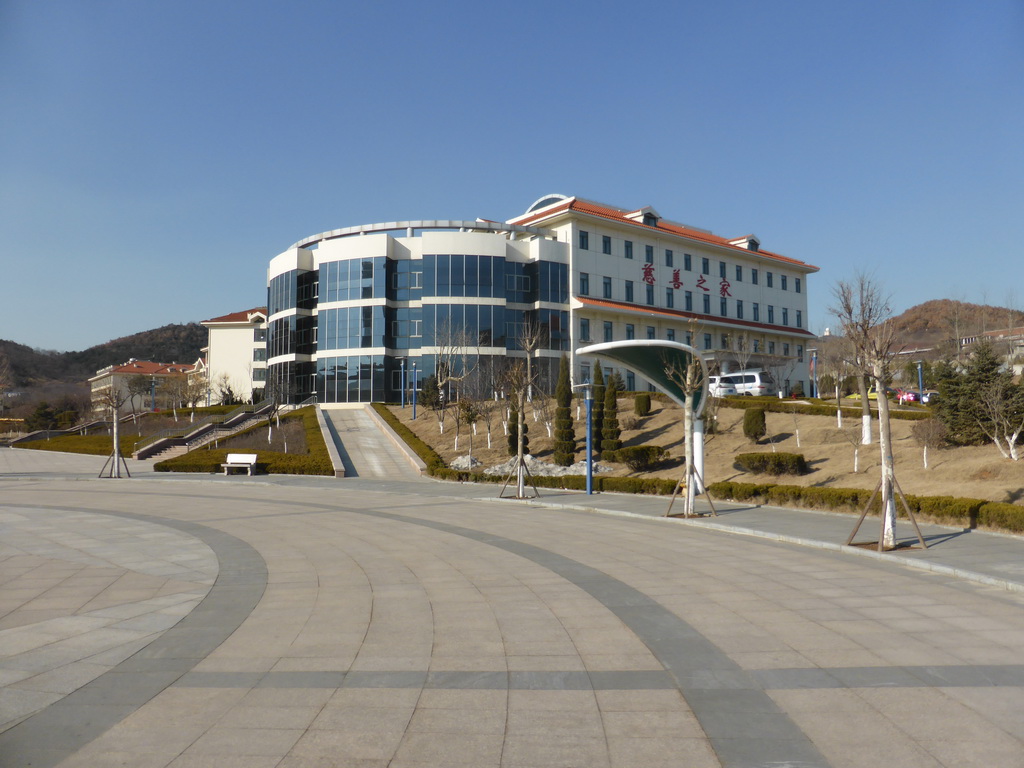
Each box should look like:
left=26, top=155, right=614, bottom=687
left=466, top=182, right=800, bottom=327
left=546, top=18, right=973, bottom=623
left=625, top=206, right=662, bottom=228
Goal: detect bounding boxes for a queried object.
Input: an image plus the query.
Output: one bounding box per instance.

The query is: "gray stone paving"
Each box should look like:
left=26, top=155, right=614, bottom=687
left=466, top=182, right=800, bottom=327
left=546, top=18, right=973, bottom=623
left=2, top=448, right=1024, bottom=766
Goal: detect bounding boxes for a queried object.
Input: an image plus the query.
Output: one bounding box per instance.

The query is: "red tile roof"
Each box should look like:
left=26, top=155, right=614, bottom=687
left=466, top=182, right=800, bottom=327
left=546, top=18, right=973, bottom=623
left=203, top=307, right=267, bottom=324
left=511, top=198, right=818, bottom=271
left=578, top=296, right=816, bottom=338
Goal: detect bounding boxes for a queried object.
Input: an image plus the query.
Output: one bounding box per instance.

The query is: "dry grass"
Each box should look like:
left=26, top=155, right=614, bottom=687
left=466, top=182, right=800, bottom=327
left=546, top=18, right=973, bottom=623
left=390, top=397, right=1024, bottom=505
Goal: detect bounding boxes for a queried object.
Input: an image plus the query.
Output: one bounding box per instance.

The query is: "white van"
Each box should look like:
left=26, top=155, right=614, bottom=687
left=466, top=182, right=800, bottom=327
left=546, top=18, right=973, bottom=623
left=707, top=376, right=737, bottom=397
left=713, top=370, right=777, bottom=397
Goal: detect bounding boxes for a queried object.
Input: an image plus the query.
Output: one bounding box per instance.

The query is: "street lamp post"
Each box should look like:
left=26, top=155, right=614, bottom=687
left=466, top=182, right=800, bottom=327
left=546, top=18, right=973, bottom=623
left=573, top=383, right=594, bottom=495
left=412, top=363, right=418, bottom=420
left=917, top=360, right=924, bottom=404
left=400, top=359, right=406, bottom=408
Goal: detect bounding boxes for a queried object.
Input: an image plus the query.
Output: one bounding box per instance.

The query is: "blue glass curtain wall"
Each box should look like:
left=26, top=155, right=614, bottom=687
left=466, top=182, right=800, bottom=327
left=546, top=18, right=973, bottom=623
left=315, top=355, right=386, bottom=403
left=320, top=257, right=386, bottom=303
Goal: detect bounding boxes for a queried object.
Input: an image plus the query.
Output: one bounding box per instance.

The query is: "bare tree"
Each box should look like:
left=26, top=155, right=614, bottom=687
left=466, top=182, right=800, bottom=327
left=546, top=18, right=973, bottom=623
left=911, top=419, right=947, bottom=469
left=660, top=341, right=706, bottom=518
left=831, top=274, right=903, bottom=549
left=96, top=382, right=134, bottom=478
left=818, top=335, right=853, bottom=428
left=976, top=378, right=1024, bottom=461
left=499, top=321, right=545, bottom=498
left=433, top=317, right=479, bottom=435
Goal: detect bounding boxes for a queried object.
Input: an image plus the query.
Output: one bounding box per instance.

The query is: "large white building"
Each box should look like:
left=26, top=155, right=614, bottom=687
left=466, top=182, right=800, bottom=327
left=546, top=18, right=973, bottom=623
left=266, top=195, right=818, bottom=403
left=200, top=308, right=268, bottom=404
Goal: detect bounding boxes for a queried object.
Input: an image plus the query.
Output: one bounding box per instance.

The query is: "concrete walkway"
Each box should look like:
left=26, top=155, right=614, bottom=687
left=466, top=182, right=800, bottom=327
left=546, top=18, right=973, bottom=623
left=320, top=407, right=422, bottom=480
left=2, top=448, right=1024, bottom=767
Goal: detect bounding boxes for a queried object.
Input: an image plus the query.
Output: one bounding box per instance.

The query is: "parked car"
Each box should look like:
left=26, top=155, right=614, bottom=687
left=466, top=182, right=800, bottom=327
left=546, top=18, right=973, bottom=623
left=896, top=388, right=919, bottom=403
left=707, top=376, right=737, bottom=397
left=847, top=387, right=897, bottom=401
left=712, top=370, right=778, bottom=397
left=922, top=390, right=940, bottom=404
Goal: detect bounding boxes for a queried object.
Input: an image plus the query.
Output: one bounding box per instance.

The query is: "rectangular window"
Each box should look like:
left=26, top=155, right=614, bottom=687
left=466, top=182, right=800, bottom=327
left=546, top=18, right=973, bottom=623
left=645, top=245, right=654, bottom=264
left=735, top=265, right=742, bottom=282
left=579, top=231, right=589, bottom=250
left=719, top=261, right=726, bottom=279
left=782, top=308, right=789, bottom=326
left=720, top=297, right=727, bottom=316
left=253, top=348, right=267, bottom=362
left=796, top=309, right=802, bottom=328
left=703, top=333, right=712, bottom=350
left=647, top=326, right=656, bottom=340
left=684, top=253, right=692, bottom=271
left=602, top=235, right=612, bottom=255
left=768, top=305, right=775, bottom=324
left=685, top=332, right=692, bottom=345
left=703, top=293, right=711, bottom=314
left=721, top=334, right=729, bottom=349
left=602, top=275, right=612, bottom=299
left=736, top=300, right=744, bottom=319
left=783, top=343, right=790, bottom=357
left=625, top=240, right=633, bottom=259
left=604, top=321, right=613, bottom=343
left=795, top=277, right=802, bottom=293
left=751, top=268, right=759, bottom=285
left=769, top=341, right=776, bottom=354
left=701, top=257, right=710, bottom=275
left=646, top=284, right=654, bottom=305
left=797, top=345, right=804, bottom=361
left=626, top=371, right=635, bottom=390
left=753, top=303, right=760, bottom=322
left=665, top=249, right=673, bottom=267
left=580, top=272, right=590, bottom=295
left=781, top=275, right=788, bottom=291
left=666, top=288, right=674, bottom=308
left=626, top=323, right=635, bottom=340
left=753, top=339, right=760, bottom=352
left=667, top=328, right=675, bottom=341
left=580, top=318, right=590, bottom=340
left=767, top=271, right=773, bottom=288
left=254, top=328, right=267, bottom=342
left=685, top=291, right=693, bottom=311
left=625, top=280, right=634, bottom=302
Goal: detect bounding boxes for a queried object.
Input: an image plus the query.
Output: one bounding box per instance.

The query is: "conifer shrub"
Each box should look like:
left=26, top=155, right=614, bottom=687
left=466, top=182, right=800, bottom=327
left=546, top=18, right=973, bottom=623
left=634, top=392, right=651, bottom=417
left=743, top=408, right=767, bottom=443
left=734, top=452, right=809, bottom=476
left=601, top=380, right=621, bottom=454
left=553, top=355, right=576, bottom=466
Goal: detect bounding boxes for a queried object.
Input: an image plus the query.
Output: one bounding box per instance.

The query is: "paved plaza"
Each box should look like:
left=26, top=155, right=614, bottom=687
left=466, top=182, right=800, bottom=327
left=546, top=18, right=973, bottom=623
left=2, top=448, right=1024, bottom=767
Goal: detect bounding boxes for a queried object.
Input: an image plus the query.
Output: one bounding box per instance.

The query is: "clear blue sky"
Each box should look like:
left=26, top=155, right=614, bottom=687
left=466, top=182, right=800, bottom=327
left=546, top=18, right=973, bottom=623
left=2, top=0, right=1022, bottom=352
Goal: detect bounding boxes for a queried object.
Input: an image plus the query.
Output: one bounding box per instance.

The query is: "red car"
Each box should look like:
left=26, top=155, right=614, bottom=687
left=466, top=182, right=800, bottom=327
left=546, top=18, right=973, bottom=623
left=896, top=388, right=919, bottom=403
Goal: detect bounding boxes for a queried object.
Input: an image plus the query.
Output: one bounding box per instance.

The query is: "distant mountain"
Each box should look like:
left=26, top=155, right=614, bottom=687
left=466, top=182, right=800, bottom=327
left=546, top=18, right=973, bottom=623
left=891, top=300, right=1024, bottom=348
left=0, top=323, right=207, bottom=389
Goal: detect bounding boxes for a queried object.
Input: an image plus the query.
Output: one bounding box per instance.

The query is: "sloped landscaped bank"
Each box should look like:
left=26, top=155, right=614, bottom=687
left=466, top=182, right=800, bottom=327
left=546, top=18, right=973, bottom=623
left=373, top=402, right=1024, bottom=535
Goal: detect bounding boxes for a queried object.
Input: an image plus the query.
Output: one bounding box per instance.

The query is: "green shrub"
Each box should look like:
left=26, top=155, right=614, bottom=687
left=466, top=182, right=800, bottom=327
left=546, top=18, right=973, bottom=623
left=979, top=502, right=1024, bottom=533
left=634, top=393, right=651, bottom=417
left=371, top=403, right=445, bottom=470
left=743, top=408, right=767, bottom=443
left=18, top=434, right=145, bottom=456
left=734, top=452, right=809, bottom=476
left=609, top=445, right=667, bottom=472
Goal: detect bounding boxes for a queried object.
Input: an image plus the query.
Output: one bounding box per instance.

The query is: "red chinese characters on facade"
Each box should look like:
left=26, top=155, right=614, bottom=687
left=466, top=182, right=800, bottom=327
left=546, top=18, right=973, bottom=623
left=671, top=269, right=683, bottom=289
left=642, top=263, right=656, bottom=285
left=695, top=274, right=709, bottom=292
left=719, top=278, right=732, bottom=298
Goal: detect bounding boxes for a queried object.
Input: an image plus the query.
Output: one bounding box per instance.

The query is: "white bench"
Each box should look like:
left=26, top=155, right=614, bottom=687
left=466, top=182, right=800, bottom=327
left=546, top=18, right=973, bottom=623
left=221, top=453, right=258, bottom=476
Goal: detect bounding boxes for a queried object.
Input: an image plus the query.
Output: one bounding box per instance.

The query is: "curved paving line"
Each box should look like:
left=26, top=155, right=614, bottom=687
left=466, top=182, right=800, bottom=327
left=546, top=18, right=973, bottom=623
left=350, top=504, right=832, bottom=768
left=0, top=509, right=267, bottom=768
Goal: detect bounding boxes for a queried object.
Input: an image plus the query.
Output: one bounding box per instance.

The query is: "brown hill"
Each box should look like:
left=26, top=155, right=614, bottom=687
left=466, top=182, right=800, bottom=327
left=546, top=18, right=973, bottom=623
left=892, top=299, right=1024, bottom=349
left=0, top=323, right=206, bottom=390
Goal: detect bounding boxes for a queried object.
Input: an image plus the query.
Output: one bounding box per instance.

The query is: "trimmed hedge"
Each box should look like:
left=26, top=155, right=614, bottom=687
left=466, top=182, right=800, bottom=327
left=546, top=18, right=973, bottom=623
left=734, top=452, right=809, bottom=476
left=604, top=445, right=667, bottom=471
left=721, top=396, right=930, bottom=421
left=17, top=434, right=146, bottom=456
left=154, top=406, right=333, bottom=475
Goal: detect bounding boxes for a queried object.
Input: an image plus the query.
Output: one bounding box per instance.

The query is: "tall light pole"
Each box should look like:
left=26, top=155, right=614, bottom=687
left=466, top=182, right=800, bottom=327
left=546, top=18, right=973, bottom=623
left=916, top=360, right=924, bottom=404
left=400, top=359, right=406, bottom=408
left=412, top=362, right=418, bottom=420
left=573, top=383, right=594, bottom=495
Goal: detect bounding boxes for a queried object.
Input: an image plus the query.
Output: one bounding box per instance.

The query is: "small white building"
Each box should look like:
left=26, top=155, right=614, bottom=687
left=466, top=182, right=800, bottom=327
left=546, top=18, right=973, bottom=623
left=200, top=308, right=268, bottom=404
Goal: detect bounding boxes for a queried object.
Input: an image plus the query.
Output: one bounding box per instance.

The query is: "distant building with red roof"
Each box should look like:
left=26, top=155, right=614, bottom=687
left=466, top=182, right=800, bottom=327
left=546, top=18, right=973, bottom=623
left=200, top=308, right=267, bottom=405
